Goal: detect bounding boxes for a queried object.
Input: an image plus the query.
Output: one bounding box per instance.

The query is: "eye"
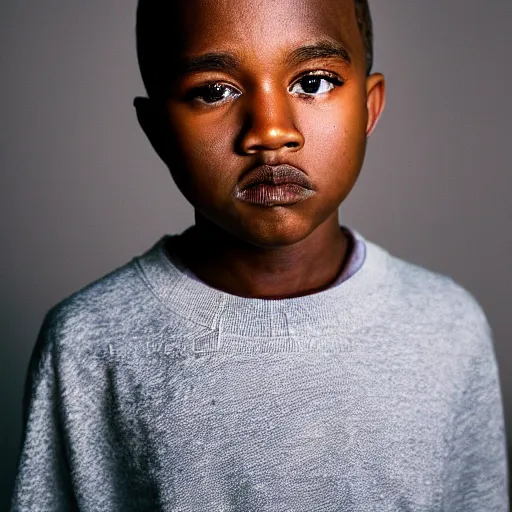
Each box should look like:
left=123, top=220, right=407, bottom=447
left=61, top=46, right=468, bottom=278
left=289, top=72, right=344, bottom=97
left=188, top=83, right=241, bottom=105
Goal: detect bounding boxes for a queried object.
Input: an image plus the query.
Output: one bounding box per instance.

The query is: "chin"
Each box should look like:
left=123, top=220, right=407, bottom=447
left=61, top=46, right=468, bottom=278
left=232, top=211, right=321, bottom=249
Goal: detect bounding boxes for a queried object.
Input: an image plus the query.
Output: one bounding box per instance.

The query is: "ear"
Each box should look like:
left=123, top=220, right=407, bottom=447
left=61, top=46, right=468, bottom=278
left=365, top=73, right=386, bottom=137
left=133, top=96, right=170, bottom=164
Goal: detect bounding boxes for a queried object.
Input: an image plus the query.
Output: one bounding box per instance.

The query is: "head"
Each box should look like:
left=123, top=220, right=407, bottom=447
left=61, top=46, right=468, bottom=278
left=134, top=0, right=385, bottom=247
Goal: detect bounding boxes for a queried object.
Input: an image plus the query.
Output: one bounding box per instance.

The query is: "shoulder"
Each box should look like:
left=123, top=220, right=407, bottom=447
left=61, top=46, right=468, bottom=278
left=388, top=248, right=485, bottom=318
left=38, top=256, right=156, bottom=356
left=367, top=240, right=492, bottom=354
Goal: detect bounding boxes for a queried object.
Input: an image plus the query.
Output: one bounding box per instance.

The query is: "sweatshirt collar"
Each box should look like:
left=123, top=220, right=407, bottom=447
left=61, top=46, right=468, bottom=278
left=135, top=226, right=389, bottom=338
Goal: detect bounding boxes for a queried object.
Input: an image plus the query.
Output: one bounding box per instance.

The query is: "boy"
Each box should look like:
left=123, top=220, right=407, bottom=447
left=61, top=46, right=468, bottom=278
left=11, top=0, right=508, bottom=510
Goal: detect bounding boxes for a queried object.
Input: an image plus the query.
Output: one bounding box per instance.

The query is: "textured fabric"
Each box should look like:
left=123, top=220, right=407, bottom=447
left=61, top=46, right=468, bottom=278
left=11, top=225, right=509, bottom=511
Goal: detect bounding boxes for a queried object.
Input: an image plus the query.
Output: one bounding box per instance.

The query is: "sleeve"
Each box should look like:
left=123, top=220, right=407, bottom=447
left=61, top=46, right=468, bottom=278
left=441, top=317, right=509, bottom=511
left=10, top=311, right=78, bottom=512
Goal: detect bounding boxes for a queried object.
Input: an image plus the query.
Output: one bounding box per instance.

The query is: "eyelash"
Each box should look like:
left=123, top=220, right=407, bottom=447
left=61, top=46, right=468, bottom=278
left=186, top=71, right=345, bottom=106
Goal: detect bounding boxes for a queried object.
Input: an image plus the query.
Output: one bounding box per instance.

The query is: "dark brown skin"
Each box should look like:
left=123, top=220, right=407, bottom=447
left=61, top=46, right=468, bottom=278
left=135, top=0, right=386, bottom=299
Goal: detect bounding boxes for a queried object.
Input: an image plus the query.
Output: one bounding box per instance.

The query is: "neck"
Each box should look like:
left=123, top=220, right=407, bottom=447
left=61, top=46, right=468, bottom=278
left=173, top=211, right=349, bottom=299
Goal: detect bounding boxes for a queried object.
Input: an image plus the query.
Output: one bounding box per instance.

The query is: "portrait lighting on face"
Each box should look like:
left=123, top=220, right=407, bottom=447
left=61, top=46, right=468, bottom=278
left=134, top=0, right=385, bottom=265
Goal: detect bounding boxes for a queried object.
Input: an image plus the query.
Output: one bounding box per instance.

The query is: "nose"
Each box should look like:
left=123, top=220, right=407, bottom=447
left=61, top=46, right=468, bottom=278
left=237, top=83, right=305, bottom=154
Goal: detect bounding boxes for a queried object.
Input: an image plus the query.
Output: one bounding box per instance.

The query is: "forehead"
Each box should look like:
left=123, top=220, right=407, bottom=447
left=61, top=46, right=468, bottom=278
left=166, top=0, right=363, bottom=66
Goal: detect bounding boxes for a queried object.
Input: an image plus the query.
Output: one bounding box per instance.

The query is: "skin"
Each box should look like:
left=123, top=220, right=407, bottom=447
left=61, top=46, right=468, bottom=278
left=135, top=0, right=386, bottom=299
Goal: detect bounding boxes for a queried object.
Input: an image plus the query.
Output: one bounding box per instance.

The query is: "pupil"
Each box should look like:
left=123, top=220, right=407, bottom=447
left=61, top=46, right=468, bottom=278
left=206, top=84, right=225, bottom=102
left=301, top=77, right=321, bottom=94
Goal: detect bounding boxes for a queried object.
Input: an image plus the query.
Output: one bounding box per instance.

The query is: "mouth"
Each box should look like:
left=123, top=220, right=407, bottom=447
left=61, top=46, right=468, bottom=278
left=232, top=164, right=317, bottom=207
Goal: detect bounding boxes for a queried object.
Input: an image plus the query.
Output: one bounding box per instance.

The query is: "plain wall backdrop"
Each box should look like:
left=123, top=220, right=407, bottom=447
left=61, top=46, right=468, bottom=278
left=1, top=0, right=511, bottom=507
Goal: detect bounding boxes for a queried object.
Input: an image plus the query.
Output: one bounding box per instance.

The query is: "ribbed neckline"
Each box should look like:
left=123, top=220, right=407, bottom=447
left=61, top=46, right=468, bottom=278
left=135, top=225, right=390, bottom=338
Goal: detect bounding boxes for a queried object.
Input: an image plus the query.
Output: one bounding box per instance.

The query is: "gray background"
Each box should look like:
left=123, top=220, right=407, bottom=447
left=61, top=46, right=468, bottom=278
left=1, top=0, right=511, bottom=507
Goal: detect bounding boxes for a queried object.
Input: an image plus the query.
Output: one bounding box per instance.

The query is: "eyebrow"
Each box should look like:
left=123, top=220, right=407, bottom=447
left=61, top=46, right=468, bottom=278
left=177, top=39, right=352, bottom=76
left=178, top=53, right=240, bottom=76
left=285, top=39, right=352, bottom=68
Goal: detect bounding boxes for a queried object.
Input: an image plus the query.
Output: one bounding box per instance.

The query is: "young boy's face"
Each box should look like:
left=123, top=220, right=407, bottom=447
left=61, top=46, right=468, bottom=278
left=136, top=0, right=385, bottom=248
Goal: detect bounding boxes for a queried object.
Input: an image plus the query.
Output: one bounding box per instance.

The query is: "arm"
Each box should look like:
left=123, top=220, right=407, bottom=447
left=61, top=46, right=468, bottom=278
left=11, top=312, right=78, bottom=512
left=441, top=319, right=509, bottom=511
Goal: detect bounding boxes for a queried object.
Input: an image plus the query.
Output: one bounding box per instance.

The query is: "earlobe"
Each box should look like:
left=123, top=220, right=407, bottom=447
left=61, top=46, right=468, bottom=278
left=365, top=73, right=386, bottom=137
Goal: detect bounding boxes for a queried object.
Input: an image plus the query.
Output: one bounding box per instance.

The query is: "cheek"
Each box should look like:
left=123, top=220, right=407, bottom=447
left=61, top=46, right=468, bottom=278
left=298, top=94, right=367, bottom=189
left=168, top=113, right=223, bottom=168
left=165, top=108, right=235, bottom=198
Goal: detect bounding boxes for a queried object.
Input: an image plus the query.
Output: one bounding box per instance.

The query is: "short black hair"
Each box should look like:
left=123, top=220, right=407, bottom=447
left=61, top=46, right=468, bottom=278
left=136, top=0, right=374, bottom=99
left=354, top=0, right=373, bottom=76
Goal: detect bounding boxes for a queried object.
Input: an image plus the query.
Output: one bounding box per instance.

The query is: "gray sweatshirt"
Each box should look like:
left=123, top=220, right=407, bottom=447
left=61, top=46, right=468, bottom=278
left=11, top=226, right=509, bottom=511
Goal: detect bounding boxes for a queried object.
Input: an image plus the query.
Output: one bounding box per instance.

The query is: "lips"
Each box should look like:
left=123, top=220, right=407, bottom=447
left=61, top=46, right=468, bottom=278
left=232, top=164, right=317, bottom=206
left=237, top=164, right=316, bottom=191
